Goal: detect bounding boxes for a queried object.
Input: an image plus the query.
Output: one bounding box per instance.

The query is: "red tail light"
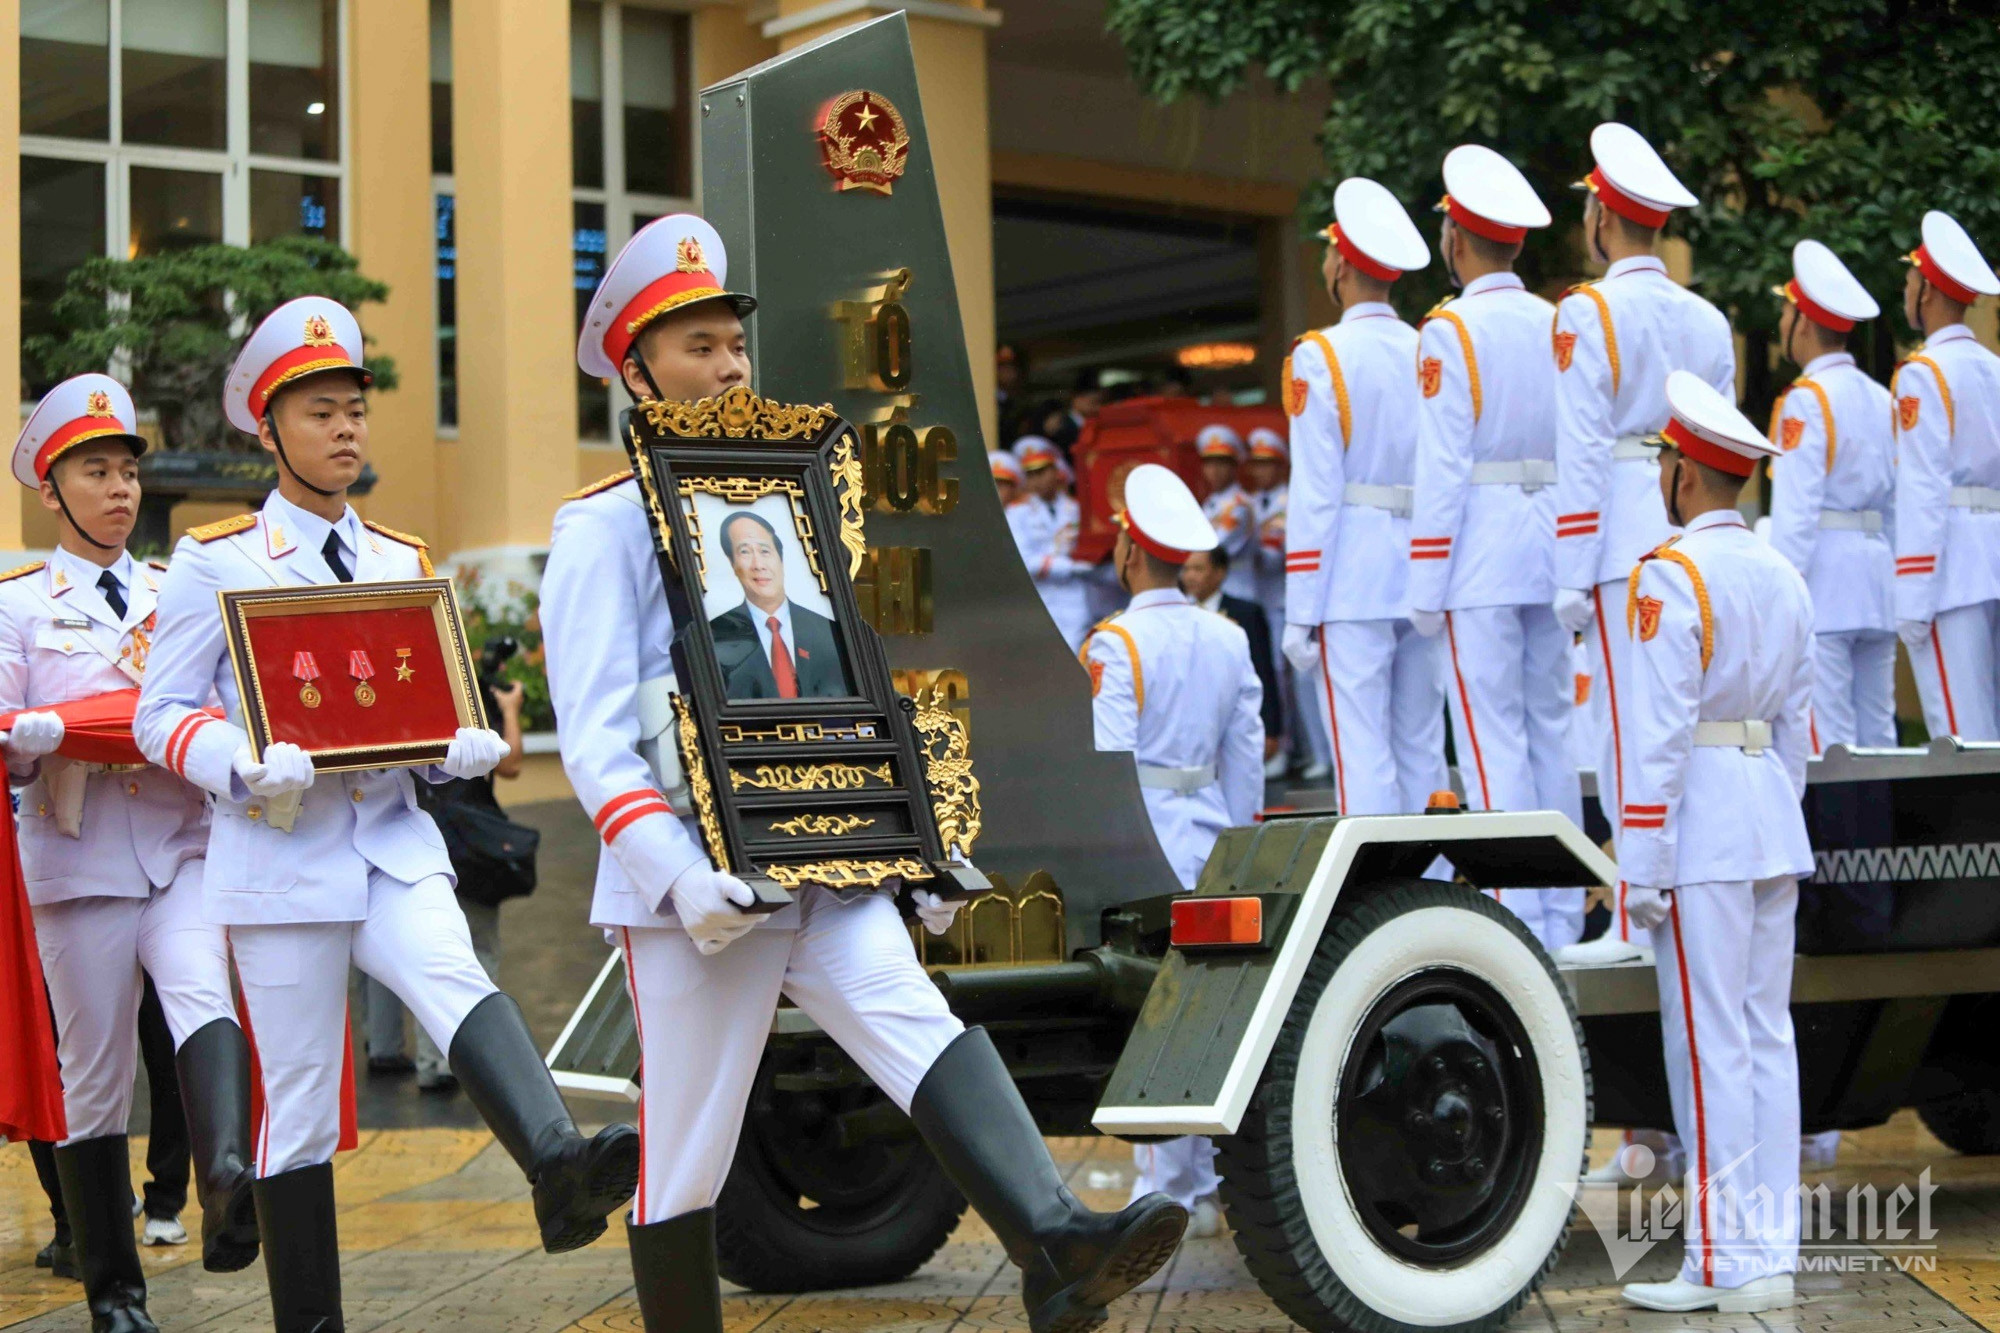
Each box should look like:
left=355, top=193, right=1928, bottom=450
left=1170, top=896, right=1264, bottom=948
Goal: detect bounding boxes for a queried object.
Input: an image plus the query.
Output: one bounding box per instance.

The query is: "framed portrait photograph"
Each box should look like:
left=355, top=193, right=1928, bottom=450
left=219, top=578, right=488, bottom=773
left=626, top=386, right=987, bottom=906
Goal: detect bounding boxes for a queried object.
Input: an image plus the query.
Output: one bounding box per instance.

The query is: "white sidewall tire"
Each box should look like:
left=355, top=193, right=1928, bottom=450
left=1291, top=903, right=1587, bottom=1327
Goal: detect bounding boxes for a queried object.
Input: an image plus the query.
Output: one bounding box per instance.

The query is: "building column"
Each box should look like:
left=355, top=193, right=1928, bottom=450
left=348, top=0, right=439, bottom=543
left=765, top=0, right=1000, bottom=453
left=0, top=0, right=24, bottom=551
left=448, top=0, right=576, bottom=576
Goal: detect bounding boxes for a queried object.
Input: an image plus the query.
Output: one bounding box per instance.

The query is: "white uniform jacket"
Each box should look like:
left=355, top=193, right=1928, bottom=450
left=1409, top=273, right=1561, bottom=612
left=1550, top=256, right=1736, bottom=591
left=1006, top=495, right=1093, bottom=649
left=1202, top=485, right=1258, bottom=600
left=1768, top=352, right=1895, bottom=634
left=1083, top=588, right=1263, bottom=889
left=1893, top=324, right=2000, bottom=623
left=134, top=491, right=455, bottom=925
left=1250, top=483, right=1287, bottom=625
left=1285, top=303, right=1423, bottom=626
left=1619, top=510, right=1815, bottom=890
left=0, top=550, right=207, bottom=906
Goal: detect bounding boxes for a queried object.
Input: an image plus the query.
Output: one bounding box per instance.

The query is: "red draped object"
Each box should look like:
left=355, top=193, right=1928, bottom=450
left=0, top=800, right=66, bottom=1143
left=0, top=688, right=222, bottom=767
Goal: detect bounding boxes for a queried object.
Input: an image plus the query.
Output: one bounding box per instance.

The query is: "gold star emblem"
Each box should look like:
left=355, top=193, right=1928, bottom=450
left=395, top=662, right=414, bottom=682
left=855, top=101, right=878, bottom=131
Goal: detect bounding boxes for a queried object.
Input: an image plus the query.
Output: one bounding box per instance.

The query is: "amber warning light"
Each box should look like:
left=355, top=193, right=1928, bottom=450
left=1170, top=896, right=1265, bottom=949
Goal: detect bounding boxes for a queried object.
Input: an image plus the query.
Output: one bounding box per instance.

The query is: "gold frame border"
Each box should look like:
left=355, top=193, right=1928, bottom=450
left=673, top=692, right=730, bottom=872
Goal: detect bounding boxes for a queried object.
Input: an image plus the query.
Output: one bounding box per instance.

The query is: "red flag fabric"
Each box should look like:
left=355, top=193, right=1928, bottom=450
left=0, top=688, right=220, bottom=767
left=235, top=972, right=359, bottom=1155
left=0, top=798, right=67, bottom=1144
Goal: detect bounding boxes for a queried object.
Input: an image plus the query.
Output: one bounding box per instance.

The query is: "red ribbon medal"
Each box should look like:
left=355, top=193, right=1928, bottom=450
left=294, top=651, right=322, bottom=708
left=349, top=649, right=376, bottom=707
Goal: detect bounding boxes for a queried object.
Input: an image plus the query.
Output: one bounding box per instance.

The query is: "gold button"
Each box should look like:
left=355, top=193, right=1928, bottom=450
left=246, top=805, right=262, bottom=821
left=61, top=641, right=72, bottom=652
left=127, top=781, right=140, bottom=796
left=352, top=789, right=364, bottom=803
left=37, top=803, right=47, bottom=816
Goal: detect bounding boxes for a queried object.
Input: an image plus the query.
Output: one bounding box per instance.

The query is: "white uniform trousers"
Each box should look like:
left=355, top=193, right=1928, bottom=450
left=1130, top=1137, right=1218, bottom=1211
left=1910, top=602, right=2000, bottom=742
left=34, top=863, right=234, bottom=1145
left=1314, top=619, right=1447, bottom=815
left=232, top=869, right=497, bottom=1175
left=1809, top=630, right=1897, bottom=752
left=1441, top=604, right=1586, bottom=951
left=1585, top=581, right=1644, bottom=944
left=619, top=887, right=963, bottom=1224
left=1648, top=877, right=1801, bottom=1288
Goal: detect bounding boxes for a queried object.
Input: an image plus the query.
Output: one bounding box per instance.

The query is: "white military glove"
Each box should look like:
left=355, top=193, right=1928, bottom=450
left=668, top=862, right=759, bottom=955
left=1624, top=885, right=1673, bottom=931
left=2, top=711, right=65, bottom=762
left=441, top=727, right=509, bottom=780
left=231, top=741, right=315, bottom=797
left=1898, top=619, right=1933, bottom=649
left=1408, top=608, right=1446, bottom=639
left=1281, top=623, right=1319, bottom=674
left=911, top=889, right=962, bottom=936
left=1554, top=588, right=1595, bottom=636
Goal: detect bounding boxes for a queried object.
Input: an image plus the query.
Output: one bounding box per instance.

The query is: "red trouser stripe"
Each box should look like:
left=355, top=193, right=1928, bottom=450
left=1444, top=612, right=1491, bottom=809
left=1318, top=632, right=1348, bottom=815
left=621, top=928, right=647, bottom=1223
left=1933, top=627, right=1961, bottom=735
left=1667, top=895, right=1714, bottom=1287
left=1593, top=585, right=1629, bottom=940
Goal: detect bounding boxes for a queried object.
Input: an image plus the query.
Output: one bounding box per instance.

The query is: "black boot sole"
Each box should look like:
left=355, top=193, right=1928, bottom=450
left=203, top=1171, right=261, bottom=1273
left=1030, top=1199, right=1189, bottom=1333
left=538, top=1124, right=641, bottom=1255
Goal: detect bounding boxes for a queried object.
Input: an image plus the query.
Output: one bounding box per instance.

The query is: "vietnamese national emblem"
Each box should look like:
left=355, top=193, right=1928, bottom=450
left=817, top=90, right=912, bottom=196
left=303, top=313, right=335, bottom=347
left=84, top=390, right=115, bottom=418
left=1637, top=595, right=1664, bottom=642
left=1780, top=417, right=1804, bottom=452
left=1899, top=396, right=1921, bottom=431
left=1419, top=357, right=1443, bottom=399
left=675, top=235, right=707, bottom=274
left=1553, top=331, right=1577, bottom=372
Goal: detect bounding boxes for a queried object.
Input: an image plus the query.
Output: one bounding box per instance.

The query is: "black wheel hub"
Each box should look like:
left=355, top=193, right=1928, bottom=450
left=1336, top=968, right=1544, bottom=1264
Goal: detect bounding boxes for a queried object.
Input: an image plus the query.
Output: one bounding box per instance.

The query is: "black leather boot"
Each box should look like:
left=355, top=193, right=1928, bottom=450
left=174, top=1018, right=260, bottom=1271
left=628, top=1208, right=723, bottom=1333
left=910, top=1028, right=1187, bottom=1333
left=448, top=992, right=640, bottom=1253
left=54, top=1134, right=158, bottom=1333
left=254, top=1163, right=343, bottom=1332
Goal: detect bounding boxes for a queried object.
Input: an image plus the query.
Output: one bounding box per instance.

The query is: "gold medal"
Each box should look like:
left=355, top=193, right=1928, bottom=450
left=355, top=681, right=376, bottom=707
left=301, top=683, right=322, bottom=708
left=294, top=651, right=322, bottom=708
left=348, top=649, right=377, bottom=707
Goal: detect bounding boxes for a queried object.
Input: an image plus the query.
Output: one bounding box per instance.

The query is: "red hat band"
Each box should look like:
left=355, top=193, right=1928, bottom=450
left=1443, top=195, right=1526, bottom=245
left=35, top=417, right=132, bottom=483
left=1785, top=280, right=1854, bottom=333
left=1248, top=443, right=1287, bottom=461
left=1587, top=168, right=1670, bottom=229
left=605, top=269, right=726, bottom=367
left=250, top=343, right=367, bottom=420
left=1912, top=245, right=1980, bottom=307
left=1663, top=417, right=1755, bottom=478
left=1117, top=509, right=1192, bottom=564
left=1326, top=224, right=1402, bottom=282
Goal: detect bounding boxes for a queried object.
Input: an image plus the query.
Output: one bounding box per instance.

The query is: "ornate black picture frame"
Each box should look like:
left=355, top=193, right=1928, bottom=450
left=625, top=385, right=988, bottom=909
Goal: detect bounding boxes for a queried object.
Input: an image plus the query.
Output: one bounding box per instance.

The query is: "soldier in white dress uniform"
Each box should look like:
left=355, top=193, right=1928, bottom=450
left=1197, top=426, right=1258, bottom=601
left=1768, top=241, right=1897, bottom=751
left=1547, top=125, right=1736, bottom=966
left=1616, top=371, right=1813, bottom=1315
left=5, top=375, right=255, bottom=1332
left=990, top=448, right=1023, bottom=507
left=1081, top=463, right=1263, bottom=1238
left=1407, top=145, right=1585, bottom=951
left=1007, top=437, right=1094, bottom=650
left=135, top=298, right=635, bottom=1332
left=1893, top=211, right=2000, bottom=739
left=1280, top=178, right=1449, bottom=817
left=548, top=215, right=1186, bottom=1333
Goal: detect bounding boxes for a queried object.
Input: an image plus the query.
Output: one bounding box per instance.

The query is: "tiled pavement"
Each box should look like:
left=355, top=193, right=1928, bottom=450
left=6, top=1112, right=2000, bottom=1331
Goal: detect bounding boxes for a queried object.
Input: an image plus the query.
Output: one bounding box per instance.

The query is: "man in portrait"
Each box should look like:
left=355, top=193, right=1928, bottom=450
left=708, top=508, right=849, bottom=698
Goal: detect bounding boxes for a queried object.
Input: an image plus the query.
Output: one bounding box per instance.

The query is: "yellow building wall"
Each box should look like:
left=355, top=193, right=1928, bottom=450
left=1, top=0, right=22, bottom=549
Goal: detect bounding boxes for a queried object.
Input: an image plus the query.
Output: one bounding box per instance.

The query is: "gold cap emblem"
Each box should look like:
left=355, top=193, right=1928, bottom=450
left=84, top=390, right=116, bottom=419
left=675, top=235, right=708, bottom=274
left=303, top=313, right=336, bottom=347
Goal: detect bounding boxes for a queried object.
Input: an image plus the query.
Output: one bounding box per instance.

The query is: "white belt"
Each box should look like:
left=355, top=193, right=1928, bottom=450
left=1611, top=435, right=1656, bottom=461
left=1949, top=486, right=2000, bottom=513
left=1342, top=482, right=1413, bottom=517
left=1818, top=509, right=1884, bottom=533
left=1469, top=459, right=1557, bottom=491
left=1136, top=763, right=1217, bottom=795
left=1693, top=719, right=1773, bottom=755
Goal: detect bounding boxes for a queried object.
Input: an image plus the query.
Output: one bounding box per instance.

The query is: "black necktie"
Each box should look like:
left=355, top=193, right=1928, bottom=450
left=322, top=531, right=353, bottom=583
left=97, top=569, right=127, bottom=620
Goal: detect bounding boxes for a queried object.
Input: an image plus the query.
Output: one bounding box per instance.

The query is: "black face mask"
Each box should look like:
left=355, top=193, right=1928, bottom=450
left=1665, top=455, right=1686, bottom=529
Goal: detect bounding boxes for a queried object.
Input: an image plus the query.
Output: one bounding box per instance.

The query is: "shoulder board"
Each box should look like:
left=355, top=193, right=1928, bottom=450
left=0, top=560, right=46, bottom=585
left=565, top=469, right=634, bottom=501
left=188, top=514, right=258, bottom=543
left=146, top=559, right=168, bottom=571
left=363, top=519, right=428, bottom=550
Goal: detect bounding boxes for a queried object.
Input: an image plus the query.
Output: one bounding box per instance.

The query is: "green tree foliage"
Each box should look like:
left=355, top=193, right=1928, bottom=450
left=24, top=238, right=398, bottom=453
left=1106, top=0, right=2000, bottom=414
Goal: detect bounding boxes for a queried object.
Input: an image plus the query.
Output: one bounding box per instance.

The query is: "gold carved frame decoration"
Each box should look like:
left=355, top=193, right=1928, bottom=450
left=765, top=858, right=934, bottom=890
left=770, top=813, right=875, bottom=837
left=640, top=384, right=835, bottom=441
left=912, top=683, right=982, bottom=857
left=730, top=761, right=894, bottom=793
left=673, top=693, right=730, bottom=872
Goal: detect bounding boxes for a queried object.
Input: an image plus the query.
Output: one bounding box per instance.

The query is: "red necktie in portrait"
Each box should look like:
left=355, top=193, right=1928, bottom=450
left=767, top=615, right=799, bottom=699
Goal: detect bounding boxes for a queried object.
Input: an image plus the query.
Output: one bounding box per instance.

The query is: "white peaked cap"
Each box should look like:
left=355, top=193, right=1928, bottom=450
left=1440, top=144, right=1551, bottom=240
left=1119, top=463, right=1217, bottom=563
left=1662, top=369, right=1776, bottom=477
left=15, top=373, right=147, bottom=489
left=1330, top=177, right=1430, bottom=276
left=576, top=213, right=757, bottom=380
left=1014, top=435, right=1059, bottom=471
left=989, top=450, right=1023, bottom=483
left=1788, top=239, right=1879, bottom=328
left=1246, top=426, right=1288, bottom=460
left=1913, top=210, right=2000, bottom=303
left=1587, top=123, right=1697, bottom=220
left=1195, top=424, right=1243, bottom=459
left=223, top=296, right=373, bottom=436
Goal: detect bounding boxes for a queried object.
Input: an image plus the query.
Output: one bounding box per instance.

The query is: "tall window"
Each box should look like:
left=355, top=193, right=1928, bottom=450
left=430, top=0, right=692, bottom=436
left=19, top=0, right=348, bottom=397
